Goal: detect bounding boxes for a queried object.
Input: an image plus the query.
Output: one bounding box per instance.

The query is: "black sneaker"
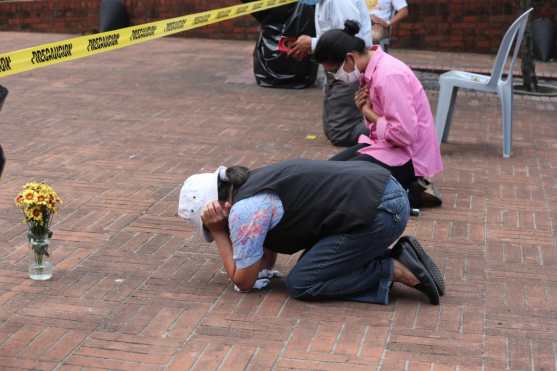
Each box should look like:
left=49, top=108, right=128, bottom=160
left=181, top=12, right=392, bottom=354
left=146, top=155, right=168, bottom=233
left=408, top=178, right=442, bottom=208
left=394, top=244, right=440, bottom=305
left=393, top=236, right=445, bottom=296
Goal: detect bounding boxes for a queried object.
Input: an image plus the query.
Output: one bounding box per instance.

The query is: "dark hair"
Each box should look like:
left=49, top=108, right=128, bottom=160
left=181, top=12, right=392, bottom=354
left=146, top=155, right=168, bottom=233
left=218, top=166, right=250, bottom=202
left=314, top=20, right=366, bottom=65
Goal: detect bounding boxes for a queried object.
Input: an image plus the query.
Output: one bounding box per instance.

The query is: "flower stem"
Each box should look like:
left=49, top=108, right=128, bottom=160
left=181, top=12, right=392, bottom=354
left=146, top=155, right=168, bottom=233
left=34, top=251, right=44, bottom=267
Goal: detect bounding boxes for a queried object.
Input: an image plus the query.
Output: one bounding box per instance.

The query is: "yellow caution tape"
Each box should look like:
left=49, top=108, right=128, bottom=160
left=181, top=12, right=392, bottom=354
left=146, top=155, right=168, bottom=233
left=0, top=0, right=297, bottom=78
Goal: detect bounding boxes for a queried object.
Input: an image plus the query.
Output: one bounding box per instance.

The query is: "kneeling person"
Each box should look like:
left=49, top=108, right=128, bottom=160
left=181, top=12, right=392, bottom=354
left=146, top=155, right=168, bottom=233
left=178, top=159, right=444, bottom=305
left=317, top=21, right=444, bottom=208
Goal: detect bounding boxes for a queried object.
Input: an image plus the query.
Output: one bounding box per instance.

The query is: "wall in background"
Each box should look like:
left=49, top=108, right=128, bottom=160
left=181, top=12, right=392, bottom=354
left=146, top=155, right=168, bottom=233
left=0, top=0, right=555, bottom=57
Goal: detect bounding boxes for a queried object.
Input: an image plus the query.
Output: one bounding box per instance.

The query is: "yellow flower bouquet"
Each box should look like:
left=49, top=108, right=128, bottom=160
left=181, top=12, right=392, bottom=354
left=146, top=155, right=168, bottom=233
left=15, top=182, right=62, bottom=280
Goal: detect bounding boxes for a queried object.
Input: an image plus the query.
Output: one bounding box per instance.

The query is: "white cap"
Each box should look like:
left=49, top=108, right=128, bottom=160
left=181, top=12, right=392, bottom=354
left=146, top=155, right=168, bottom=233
left=178, top=166, right=227, bottom=242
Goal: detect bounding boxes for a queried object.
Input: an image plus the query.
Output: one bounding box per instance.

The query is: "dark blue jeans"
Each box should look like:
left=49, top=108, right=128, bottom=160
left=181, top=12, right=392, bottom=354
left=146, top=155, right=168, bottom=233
left=286, top=177, right=410, bottom=304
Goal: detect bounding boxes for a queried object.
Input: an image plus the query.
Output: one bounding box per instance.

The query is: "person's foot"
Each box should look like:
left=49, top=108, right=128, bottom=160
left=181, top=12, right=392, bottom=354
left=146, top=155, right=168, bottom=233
left=408, top=178, right=443, bottom=208
left=393, top=260, right=419, bottom=286
left=392, top=247, right=440, bottom=305
left=392, top=236, right=445, bottom=296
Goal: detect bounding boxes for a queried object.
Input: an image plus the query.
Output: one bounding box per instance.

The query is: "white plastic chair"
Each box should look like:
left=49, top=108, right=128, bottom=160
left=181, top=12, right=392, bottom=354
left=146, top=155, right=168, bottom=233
left=435, top=8, right=533, bottom=158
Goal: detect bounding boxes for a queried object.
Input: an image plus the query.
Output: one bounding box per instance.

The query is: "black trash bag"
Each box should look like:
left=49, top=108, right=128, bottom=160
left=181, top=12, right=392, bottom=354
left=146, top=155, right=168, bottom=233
left=0, top=84, right=7, bottom=112
left=0, top=84, right=7, bottom=177
left=0, top=144, right=4, bottom=178
left=244, top=1, right=318, bottom=89
left=100, top=0, right=130, bottom=32
left=532, top=17, right=555, bottom=62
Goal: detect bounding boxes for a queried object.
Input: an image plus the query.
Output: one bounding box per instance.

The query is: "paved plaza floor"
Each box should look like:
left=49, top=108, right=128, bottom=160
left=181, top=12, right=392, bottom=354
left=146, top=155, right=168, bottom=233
left=0, top=32, right=557, bottom=370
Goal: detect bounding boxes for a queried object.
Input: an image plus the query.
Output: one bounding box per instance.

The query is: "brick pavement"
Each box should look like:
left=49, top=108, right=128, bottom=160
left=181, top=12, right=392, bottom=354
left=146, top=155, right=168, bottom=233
left=0, top=32, right=556, bottom=370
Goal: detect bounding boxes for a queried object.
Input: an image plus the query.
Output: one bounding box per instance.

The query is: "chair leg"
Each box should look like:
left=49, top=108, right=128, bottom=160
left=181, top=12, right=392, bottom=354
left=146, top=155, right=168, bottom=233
left=499, top=85, right=513, bottom=158
left=435, top=83, right=459, bottom=144
left=443, top=87, right=459, bottom=143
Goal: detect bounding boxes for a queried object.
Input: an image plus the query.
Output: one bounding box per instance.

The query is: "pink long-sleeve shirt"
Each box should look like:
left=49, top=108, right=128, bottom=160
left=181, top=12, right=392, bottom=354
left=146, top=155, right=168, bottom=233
left=358, top=46, right=443, bottom=178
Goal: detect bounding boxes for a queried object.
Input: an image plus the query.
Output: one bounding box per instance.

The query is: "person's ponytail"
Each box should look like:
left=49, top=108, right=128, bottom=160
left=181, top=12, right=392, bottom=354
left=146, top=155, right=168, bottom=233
left=218, top=166, right=250, bottom=202
left=343, top=19, right=361, bottom=37
left=226, top=166, right=249, bottom=189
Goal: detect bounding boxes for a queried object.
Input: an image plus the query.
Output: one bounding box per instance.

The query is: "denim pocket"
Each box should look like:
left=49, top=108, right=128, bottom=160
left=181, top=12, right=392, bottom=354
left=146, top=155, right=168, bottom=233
left=378, top=198, right=402, bottom=224
left=377, top=190, right=410, bottom=226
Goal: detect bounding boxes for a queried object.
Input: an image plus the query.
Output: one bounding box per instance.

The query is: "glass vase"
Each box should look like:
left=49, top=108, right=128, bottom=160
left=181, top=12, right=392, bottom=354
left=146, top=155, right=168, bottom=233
left=28, top=233, right=53, bottom=281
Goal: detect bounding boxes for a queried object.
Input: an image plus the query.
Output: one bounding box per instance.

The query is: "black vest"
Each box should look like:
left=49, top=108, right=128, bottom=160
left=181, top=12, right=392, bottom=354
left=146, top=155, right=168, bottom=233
left=233, top=159, right=390, bottom=254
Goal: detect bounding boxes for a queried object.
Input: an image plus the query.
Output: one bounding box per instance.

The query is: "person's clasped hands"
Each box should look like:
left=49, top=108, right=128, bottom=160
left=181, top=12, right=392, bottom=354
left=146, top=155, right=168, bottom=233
left=200, top=200, right=231, bottom=234
left=354, top=85, right=379, bottom=123
left=354, top=86, right=369, bottom=111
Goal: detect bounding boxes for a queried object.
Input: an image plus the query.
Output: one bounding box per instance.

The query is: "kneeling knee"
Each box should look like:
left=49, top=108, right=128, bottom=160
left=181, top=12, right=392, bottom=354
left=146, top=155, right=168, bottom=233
left=285, top=272, right=307, bottom=299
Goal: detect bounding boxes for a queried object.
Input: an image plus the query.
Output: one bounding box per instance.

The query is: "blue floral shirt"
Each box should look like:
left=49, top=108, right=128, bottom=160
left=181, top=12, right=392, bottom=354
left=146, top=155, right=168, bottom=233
left=229, top=192, right=284, bottom=269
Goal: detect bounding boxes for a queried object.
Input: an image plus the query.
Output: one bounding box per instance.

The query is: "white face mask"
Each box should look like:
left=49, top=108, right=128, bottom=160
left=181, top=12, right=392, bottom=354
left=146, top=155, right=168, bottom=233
left=333, top=57, right=361, bottom=84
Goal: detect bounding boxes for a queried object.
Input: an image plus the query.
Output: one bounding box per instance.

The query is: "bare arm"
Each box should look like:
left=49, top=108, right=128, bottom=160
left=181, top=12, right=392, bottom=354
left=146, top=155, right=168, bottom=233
left=202, top=201, right=261, bottom=291
left=212, top=229, right=261, bottom=291
left=261, top=248, right=277, bottom=270
left=389, top=6, right=408, bottom=28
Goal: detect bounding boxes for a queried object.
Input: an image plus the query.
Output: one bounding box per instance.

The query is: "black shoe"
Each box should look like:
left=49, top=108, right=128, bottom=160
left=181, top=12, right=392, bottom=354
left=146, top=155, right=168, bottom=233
left=393, top=243, right=440, bottom=305
left=408, top=178, right=442, bottom=209
left=392, top=236, right=445, bottom=296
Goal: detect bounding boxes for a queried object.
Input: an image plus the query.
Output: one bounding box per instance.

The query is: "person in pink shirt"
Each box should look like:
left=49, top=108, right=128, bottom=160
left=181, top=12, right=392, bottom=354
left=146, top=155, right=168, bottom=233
left=315, top=20, right=444, bottom=208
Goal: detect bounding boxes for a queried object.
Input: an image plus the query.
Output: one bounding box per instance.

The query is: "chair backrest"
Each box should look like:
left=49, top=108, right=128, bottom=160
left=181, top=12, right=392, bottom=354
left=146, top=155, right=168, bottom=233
left=488, top=8, right=533, bottom=87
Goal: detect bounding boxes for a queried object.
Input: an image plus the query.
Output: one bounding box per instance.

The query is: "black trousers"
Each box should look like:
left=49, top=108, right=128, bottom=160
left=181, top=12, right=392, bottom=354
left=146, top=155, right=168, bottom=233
left=329, top=144, right=417, bottom=191
left=286, top=177, right=409, bottom=304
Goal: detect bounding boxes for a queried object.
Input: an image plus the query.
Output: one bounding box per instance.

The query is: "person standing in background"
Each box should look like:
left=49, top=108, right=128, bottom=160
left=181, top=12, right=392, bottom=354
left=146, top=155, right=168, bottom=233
left=289, top=0, right=372, bottom=147
left=367, top=0, right=409, bottom=44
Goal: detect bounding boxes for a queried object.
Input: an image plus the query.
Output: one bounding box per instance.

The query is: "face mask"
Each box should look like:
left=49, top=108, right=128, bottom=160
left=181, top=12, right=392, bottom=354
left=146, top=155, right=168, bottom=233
left=333, top=56, right=361, bottom=84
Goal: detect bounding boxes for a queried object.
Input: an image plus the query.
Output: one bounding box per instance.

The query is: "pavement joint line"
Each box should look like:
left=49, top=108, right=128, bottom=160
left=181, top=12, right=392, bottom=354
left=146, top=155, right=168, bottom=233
left=330, top=322, right=345, bottom=354
left=52, top=330, right=90, bottom=371
left=187, top=341, right=209, bottom=371
left=481, top=311, right=487, bottom=371
left=458, top=305, right=464, bottom=335
left=505, top=336, right=511, bottom=370
left=552, top=342, right=557, bottom=371
left=412, top=302, right=421, bottom=329
left=275, top=295, right=290, bottom=319
left=215, top=344, right=234, bottom=371
left=376, top=300, right=397, bottom=370
left=356, top=324, right=369, bottom=359
left=245, top=345, right=261, bottom=371
left=270, top=318, right=299, bottom=371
